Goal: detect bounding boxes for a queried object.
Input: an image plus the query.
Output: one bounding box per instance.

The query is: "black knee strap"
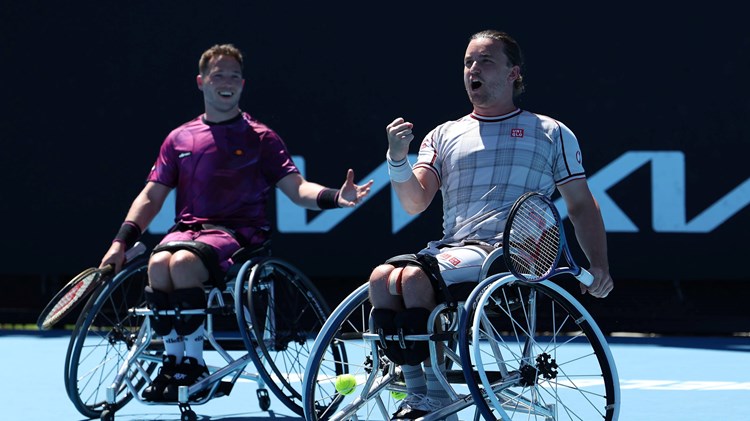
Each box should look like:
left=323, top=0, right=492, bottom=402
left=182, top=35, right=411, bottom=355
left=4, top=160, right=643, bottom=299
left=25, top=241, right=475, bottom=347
left=371, top=308, right=431, bottom=365
left=169, top=287, right=207, bottom=335
left=144, top=286, right=173, bottom=336
left=152, top=241, right=225, bottom=288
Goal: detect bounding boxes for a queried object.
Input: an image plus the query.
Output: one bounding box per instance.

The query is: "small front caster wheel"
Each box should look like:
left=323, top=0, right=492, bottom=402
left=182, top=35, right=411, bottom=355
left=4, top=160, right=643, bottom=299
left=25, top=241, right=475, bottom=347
left=257, top=388, right=271, bottom=411
left=181, top=409, right=197, bottom=421
left=100, top=409, right=114, bottom=421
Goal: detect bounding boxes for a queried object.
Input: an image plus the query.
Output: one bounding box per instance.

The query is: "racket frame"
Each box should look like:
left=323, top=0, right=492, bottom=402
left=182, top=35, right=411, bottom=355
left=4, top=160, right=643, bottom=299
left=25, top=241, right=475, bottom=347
left=37, top=242, right=147, bottom=330
left=503, top=192, right=593, bottom=286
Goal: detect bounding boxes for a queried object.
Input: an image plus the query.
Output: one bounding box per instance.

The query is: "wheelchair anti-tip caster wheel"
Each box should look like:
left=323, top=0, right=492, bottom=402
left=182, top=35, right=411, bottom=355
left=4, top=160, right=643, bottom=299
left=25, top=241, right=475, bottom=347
left=257, top=388, right=271, bottom=411
left=100, top=409, right=114, bottom=421
left=180, top=409, right=197, bottom=421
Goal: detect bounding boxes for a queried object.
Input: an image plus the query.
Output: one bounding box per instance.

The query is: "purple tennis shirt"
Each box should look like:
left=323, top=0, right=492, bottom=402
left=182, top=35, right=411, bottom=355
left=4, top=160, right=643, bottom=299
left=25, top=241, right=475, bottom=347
left=147, top=112, right=299, bottom=244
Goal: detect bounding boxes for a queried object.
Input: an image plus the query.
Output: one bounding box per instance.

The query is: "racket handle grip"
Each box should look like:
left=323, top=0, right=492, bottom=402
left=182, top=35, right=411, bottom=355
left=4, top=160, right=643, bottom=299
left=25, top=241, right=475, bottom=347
left=124, top=242, right=147, bottom=262
left=575, top=268, right=594, bottom=287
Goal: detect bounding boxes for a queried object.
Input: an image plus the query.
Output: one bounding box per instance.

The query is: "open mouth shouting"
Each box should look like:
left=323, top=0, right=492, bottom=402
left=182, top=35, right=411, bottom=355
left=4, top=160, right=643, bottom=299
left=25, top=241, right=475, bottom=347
left=470, top=79, right=483, bottom=91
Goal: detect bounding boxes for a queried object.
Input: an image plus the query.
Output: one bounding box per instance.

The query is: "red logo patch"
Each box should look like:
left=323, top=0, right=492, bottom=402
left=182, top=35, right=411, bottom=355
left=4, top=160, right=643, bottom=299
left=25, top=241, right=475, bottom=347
left=437, top=253, right=462, bottom=266
left=511, top=128, right=524, bottom=138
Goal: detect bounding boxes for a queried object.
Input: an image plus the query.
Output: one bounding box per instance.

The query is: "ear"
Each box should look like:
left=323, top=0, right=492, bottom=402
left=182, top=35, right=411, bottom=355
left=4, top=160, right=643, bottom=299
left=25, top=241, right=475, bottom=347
left=196, top=75, right=204, bottom=91
left=508, top=66, right=520, bottom=83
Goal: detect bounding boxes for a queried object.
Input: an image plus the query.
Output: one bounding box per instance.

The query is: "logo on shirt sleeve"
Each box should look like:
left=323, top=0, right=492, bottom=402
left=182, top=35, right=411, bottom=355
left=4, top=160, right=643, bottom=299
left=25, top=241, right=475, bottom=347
left=511, top=128, right=525, bottom=138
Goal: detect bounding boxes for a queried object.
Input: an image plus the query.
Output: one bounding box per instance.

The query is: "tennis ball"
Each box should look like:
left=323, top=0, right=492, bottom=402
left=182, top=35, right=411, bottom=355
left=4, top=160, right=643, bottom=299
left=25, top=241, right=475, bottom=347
left=334, top=374, right=357, bottom=395
left=390, top=390, right=407, bottom=400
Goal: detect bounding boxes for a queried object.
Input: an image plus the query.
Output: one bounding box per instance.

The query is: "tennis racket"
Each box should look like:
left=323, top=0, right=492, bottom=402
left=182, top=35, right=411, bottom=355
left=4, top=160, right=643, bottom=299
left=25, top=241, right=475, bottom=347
left=502, top=191, right=593, bottom=286
left=36, top=241, right=148, bottom=330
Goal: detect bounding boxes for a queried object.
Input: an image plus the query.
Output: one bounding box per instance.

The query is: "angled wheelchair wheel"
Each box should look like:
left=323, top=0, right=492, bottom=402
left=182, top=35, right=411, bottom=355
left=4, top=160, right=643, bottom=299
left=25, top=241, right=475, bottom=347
left=236, top=257, right=332, bottom=416
left=64, top=260, right=159, bottom=419
left=302, top=283, right=407, bottom=421
left=459, top=276, right=620, bottom=421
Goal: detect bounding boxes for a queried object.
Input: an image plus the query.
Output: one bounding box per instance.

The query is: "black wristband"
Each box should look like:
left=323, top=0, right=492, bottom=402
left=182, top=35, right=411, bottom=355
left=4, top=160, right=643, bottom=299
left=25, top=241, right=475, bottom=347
left=113, top=221, right=142, bottom=248
left=316, top=188, right=341, bottom=209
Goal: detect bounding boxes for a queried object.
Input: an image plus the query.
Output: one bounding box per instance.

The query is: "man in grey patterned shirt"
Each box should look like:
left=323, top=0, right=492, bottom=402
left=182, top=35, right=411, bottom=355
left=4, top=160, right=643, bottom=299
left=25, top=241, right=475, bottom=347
left=368, top=29, right=613, bottom=420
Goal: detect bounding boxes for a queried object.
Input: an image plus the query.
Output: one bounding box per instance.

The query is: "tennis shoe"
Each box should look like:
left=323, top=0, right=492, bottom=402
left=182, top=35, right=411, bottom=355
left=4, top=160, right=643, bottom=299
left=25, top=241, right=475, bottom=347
left=141, top=354, right=178, bottom=402
left=391, top=393, right=427, bottom=420
left=391, top=394, right=457, bottom=421
left=163, top=356, right=210, bottom=401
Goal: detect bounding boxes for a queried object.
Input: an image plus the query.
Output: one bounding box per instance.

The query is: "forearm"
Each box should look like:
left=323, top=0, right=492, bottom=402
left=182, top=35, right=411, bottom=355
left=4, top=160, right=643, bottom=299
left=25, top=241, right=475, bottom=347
left=392, top=176, right=432, bottom=214
left=122, top=189, right=164, bottom=231
left=295, top=181, right=333, bottom=210
left=568, top=199, right=609, bottom=270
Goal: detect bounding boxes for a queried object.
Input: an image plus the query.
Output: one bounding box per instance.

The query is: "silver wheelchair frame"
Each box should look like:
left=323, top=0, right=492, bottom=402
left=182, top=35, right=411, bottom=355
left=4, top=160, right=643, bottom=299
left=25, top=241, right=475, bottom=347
left=64, top=244, right=332, bottom=421
left=301, top=248, right=620, bottom=421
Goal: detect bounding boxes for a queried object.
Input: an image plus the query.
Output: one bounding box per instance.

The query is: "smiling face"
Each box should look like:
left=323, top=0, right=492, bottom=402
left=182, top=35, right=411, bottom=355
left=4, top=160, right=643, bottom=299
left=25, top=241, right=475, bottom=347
left=197, top=54, right=245, bottom=121
left=463, top=37, right=520, bottom=116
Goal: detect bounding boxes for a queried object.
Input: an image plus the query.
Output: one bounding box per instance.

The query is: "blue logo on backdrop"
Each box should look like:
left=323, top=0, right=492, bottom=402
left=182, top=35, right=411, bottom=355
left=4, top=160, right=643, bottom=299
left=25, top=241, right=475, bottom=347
left=147, top=151, right=750, bottom=235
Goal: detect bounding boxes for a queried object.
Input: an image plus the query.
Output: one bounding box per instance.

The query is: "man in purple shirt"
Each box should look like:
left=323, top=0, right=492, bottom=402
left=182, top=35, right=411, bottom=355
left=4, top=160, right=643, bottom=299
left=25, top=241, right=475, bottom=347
left=100, top=44, right=372, bottom=402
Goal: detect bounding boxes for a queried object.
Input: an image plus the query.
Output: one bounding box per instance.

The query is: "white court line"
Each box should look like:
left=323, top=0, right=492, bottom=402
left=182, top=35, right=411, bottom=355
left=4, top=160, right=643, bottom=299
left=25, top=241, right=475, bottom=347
left=620, top=380, right=750, bottom=390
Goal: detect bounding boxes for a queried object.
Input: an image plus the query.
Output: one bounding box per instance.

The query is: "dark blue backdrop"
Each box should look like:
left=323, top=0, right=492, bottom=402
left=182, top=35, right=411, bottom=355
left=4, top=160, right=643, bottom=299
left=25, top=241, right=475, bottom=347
left=2, top=2, right=749, bottom=332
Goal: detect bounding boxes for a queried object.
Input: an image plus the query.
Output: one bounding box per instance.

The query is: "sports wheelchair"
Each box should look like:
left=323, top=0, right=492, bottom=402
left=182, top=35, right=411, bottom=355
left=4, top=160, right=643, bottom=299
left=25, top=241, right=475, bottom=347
left=301, top=248, right=620, bottom=421
left=64, top=241, right=332, bottom=421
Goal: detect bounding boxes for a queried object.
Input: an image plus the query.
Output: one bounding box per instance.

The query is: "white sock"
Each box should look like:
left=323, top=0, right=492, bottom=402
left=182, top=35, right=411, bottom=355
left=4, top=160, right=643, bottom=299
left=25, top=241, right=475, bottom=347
left=183, top=325, right=205, bottom=365
left=163, top=329, right=184, bottom=362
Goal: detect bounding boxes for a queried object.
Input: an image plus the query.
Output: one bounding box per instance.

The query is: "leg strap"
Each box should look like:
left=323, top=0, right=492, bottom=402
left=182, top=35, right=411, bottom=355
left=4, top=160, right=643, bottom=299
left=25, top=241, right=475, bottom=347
left=394, top=308, right=431, bottom=366
left=371, top=308, right=431, bottom=365
left=144, top=286, right=173, bottom=336
left=371, top=308, right=404, bottom=364
left=169, top=287, right=207, bottom=335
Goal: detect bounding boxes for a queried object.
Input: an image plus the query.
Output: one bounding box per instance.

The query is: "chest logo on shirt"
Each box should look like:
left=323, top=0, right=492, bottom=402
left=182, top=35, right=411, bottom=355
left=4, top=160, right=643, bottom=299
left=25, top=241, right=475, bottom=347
left=178, top=152, right=192, bottom=159
left=437, top=252, right=462, bottom=267
left=511, top=128, right=525, bottom=138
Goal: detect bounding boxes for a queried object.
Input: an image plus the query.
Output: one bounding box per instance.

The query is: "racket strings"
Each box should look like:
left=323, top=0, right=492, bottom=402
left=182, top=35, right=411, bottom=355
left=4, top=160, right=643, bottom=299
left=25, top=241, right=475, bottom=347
left=508, top=199, right=560, bottom=278
left=46, top=273, right=99, bottom=323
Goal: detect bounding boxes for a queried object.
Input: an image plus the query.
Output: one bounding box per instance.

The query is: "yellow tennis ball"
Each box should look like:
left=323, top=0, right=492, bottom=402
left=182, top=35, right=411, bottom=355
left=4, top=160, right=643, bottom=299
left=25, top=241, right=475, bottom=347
left=390, top=390, right=407, bottom=400
left=334, top=374, right=357, bottom=395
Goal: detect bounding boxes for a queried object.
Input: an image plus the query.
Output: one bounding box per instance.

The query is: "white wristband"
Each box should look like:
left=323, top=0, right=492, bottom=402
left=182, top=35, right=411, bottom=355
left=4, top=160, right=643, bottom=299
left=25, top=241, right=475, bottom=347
left=387, top=153, right=413, bottom=183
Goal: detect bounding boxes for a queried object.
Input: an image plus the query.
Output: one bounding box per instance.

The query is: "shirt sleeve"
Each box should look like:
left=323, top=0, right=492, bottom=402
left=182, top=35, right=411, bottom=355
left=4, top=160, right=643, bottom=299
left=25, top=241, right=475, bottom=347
left=260, top=130, right=300, bottom=184
left=147, top=131, right=180, bottom=187
left=414, top=129, right=441, bottom=184
left=553, top=120, right=586, bottom=184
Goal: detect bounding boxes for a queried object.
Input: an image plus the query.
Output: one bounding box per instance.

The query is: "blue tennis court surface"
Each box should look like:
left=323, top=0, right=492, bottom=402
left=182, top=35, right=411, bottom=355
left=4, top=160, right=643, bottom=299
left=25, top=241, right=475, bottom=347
left=1, top=331, right=747, bottom=420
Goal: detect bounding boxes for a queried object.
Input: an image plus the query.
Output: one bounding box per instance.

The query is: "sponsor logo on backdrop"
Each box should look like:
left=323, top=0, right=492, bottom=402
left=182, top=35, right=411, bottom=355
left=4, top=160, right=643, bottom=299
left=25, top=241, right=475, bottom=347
left=148, top=151, right=749, bottom=235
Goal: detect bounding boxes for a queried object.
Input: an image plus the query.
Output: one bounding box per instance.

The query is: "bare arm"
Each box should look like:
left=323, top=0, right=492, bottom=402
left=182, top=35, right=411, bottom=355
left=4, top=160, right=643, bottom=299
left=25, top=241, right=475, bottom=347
left=101, top=182, right=172, bottom=270
left=386, top=117, right=439, bottom=214
left=557, top=179, right=614, bottom=298
left=276, top=170, right=373, bottom=210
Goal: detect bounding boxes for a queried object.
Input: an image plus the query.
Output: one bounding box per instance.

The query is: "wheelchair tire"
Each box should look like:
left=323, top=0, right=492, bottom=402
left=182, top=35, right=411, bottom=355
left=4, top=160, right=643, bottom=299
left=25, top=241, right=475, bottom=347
left=459, top=276, right=620, bottom=421
left=64, top=260, right=159, bottom=419
left=302, top=283, right=408, bottom=421
left=235, top=257, right=332, bottom=416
